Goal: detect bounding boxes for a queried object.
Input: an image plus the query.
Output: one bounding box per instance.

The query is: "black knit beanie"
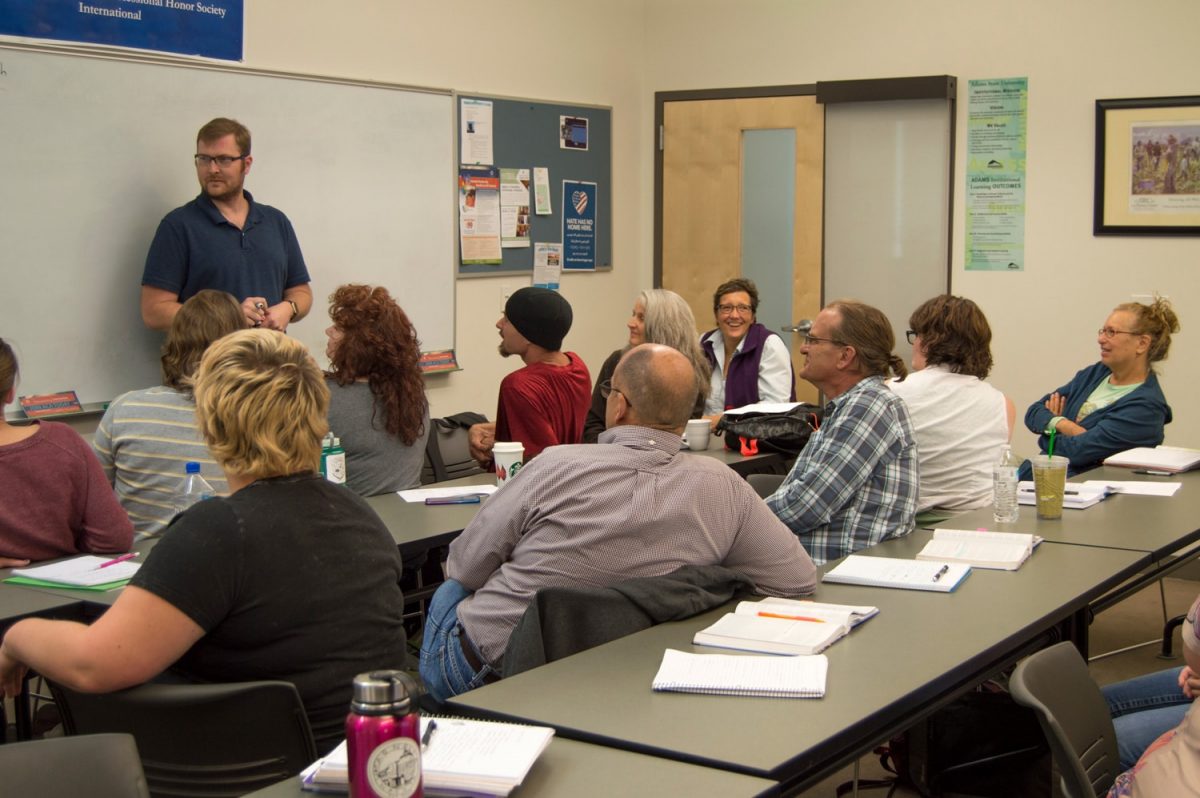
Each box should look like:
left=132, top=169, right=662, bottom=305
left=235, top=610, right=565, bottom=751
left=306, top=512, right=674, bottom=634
left=504, top=287, right=573, bottom=351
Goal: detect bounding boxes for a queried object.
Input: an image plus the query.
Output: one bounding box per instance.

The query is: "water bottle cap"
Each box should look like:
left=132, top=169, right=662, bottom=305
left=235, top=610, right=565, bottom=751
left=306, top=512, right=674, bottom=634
left=351, top=670, right=420, bottom=714
left=185, top=462, right=201, bottom=474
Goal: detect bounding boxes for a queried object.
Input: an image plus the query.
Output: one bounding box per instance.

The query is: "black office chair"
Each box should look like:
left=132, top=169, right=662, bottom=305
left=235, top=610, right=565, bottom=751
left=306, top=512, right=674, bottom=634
left=747, top=473, right=784, bottom=499
left=49, top=680, right=318, bottom=798
left=1010, top=642, right=1120, bottom=798
left=422, top=412, right=489, bottom=483
left=0, top=732, right=150, bottom=797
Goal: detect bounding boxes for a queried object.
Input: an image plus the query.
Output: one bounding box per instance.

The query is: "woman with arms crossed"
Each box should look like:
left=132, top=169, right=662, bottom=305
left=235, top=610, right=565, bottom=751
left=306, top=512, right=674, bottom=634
left=1022, top=297, right=1179, bottom=478
left=0, top=330, right=406, bottom=754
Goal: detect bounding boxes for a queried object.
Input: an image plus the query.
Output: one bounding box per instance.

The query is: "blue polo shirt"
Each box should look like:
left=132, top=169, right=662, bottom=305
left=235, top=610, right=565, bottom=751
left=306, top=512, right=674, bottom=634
left=141, top=190, right=309, bottom=305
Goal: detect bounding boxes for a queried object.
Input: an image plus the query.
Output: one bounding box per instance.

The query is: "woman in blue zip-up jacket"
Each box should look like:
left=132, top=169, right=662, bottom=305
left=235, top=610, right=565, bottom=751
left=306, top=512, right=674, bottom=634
left=1021, top=297, right=1179, bottom=478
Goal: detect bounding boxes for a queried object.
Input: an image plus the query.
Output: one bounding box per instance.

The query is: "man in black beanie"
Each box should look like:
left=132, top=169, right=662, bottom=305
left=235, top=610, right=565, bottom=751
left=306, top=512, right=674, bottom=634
left=468, top=287, right=592, bottom=466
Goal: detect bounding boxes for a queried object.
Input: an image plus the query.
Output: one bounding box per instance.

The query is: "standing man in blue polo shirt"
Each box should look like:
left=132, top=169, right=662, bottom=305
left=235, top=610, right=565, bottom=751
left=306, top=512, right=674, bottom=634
left=140, top=118, right=313, bottom=332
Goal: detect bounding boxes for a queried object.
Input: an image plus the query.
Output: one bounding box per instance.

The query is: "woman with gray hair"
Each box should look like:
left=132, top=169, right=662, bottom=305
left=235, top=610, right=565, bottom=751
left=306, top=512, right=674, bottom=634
left=583, top=288, right=711, bottom=442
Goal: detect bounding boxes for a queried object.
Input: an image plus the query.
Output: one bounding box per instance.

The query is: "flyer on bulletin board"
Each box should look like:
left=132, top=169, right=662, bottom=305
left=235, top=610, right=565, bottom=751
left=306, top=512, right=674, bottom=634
left=500, top=168, right=532, bottom=248
left=533, top=243, right=563, bottom=289
left=459, top=166, right=502, bottom=265
left=460, top=98, right=494, bottom=166
left=561, top=180, right=597, bottom=271
left=965, top=77, right=1028, bottom=272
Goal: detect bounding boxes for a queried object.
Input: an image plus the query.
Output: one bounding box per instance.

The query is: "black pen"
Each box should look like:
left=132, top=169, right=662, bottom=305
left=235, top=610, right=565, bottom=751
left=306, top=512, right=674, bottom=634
left=422, top=719, right=437, bottom=749
left=931, top=564, right=949, bottom=582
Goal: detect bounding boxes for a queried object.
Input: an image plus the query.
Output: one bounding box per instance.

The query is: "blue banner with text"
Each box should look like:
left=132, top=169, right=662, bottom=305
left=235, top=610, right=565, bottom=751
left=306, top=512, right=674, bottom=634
left=0, top=0, right=244, bottom=61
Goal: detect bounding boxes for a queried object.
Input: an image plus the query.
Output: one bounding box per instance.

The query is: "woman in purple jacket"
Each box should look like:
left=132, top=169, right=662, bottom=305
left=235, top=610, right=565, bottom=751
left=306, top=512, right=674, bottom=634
left=700, top=277, right=795, bottom=422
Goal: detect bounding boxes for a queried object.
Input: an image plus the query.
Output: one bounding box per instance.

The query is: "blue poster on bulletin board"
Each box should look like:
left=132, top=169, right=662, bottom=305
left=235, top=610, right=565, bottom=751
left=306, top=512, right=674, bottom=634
left=562, top=179, right=596, bottom=271
left=0, top=0, right=244, bottom=61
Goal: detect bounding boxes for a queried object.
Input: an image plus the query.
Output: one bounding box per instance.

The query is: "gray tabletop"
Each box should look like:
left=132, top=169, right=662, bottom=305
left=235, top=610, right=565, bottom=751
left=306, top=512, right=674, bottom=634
left=241, top=736, right=779, bottom=798
left=364, top=473, right=494, bottom=557
left=447, top=533, right=1144, bottom=793
left=946, top=467, right=1200, bottom=559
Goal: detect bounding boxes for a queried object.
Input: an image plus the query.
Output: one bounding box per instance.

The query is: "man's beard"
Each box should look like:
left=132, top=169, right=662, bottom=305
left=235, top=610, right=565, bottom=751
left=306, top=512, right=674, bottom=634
left=498, top=343, right=513, bottom=357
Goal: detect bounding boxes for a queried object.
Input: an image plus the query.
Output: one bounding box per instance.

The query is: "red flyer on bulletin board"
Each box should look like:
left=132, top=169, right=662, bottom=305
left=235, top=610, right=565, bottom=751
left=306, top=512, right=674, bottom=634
left=19, top=391, right=83, bottom=417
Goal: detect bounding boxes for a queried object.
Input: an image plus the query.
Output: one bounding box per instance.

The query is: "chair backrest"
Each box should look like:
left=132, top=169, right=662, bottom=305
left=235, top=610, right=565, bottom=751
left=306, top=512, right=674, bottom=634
left=50, top=680, right=318, bottom=798
left=0, top=732, right=150, bottom=797
left=747, top=473, right=784, bottom=499
left=1009, top=642, right=1120, bottom=798
left=424, top=413, right=489, bottom=483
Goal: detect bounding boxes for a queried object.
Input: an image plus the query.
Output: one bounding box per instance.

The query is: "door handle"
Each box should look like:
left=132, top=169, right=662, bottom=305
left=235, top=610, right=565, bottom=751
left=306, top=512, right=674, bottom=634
left=782, top=320, right=812, bottom=334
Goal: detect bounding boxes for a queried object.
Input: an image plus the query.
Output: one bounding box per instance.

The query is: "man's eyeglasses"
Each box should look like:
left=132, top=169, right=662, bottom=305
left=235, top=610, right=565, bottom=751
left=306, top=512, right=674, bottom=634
left=717, top=303, right=753, bottom=316
left=1098, top=327, right=1143, bottom=339
left=194, top=154, right=247, bottom=168
left=803, top=334, right=846, bottom=347
left=598, top=380, right=632, bottom=407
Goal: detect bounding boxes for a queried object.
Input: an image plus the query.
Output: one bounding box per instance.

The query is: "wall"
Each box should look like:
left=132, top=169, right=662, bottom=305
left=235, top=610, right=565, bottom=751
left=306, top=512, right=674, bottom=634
left=642, top=0, right=1200, bottom=455
left=243, top=0, right=649, bottom=420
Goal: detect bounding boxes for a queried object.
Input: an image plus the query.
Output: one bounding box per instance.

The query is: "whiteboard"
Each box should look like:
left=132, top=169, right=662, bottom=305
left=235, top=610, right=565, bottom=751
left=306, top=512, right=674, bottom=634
left=0, top=44, right=455, bottom=406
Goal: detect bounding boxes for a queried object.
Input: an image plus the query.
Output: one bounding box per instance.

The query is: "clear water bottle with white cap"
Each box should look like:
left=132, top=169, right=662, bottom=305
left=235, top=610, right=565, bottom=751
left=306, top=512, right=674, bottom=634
left=173, top=461, right=215, bottom=516
left=993, top=445, right=1020, bottom=524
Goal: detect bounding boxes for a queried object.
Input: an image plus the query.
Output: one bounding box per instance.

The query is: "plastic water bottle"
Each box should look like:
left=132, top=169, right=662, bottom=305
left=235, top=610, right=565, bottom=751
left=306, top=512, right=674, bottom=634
left=993, top=445, right=1020, bottom=524
left=346, top=670, right=423, bottom=798
left=173, top=461, right=215, bottom=515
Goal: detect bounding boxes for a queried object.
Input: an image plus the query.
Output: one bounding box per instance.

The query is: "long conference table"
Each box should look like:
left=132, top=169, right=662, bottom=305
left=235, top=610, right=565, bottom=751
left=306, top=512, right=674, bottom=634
left=3, top=466, right=1195, bottom=795
left=446, top=468, right=1200, bottom=795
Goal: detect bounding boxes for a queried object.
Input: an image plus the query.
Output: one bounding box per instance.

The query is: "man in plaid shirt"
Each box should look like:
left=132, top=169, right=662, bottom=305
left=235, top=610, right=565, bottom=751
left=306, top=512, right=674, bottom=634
left=766, top=300, right=918, bottom=564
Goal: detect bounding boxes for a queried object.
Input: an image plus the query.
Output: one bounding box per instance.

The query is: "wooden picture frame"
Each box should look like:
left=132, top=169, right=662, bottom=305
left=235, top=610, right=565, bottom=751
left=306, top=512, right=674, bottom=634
left=1095, top=95, right=1200, bottom=235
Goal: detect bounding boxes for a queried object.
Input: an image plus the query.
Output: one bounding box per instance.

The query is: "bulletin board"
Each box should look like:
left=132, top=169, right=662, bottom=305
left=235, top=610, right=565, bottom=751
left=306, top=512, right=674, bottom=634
left=456, top=93, right=612, bottom=276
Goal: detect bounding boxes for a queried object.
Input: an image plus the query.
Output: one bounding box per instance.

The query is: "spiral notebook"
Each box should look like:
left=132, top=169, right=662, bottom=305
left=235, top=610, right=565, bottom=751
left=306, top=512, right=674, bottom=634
left=651, top=649, right=828, bottom=698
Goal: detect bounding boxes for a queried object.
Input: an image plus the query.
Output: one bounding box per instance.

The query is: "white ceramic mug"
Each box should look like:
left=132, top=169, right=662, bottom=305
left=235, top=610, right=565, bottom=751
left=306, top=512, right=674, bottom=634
left=685, top=419, right=711, bottom=451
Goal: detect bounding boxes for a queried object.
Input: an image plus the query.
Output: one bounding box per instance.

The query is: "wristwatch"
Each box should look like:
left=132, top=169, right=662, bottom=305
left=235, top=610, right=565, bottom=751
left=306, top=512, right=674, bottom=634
left=287, top=300, right=299, bottom=320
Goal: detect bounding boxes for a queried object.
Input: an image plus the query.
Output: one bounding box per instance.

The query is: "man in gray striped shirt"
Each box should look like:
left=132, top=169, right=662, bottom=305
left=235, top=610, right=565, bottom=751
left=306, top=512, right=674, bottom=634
left=419, top=343, right=818, bottom=702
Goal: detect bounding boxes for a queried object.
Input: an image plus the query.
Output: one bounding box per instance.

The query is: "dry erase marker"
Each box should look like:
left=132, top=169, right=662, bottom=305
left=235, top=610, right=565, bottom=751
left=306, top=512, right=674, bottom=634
left=424, top=494, right=483, bottom=505
left=98, top=552, right=138, bottom=569
left=931, top=564, right=950, bottom=582
left=1134, top=469, right=1173, bottom=476
left=421, top=719, right=437, bottom=749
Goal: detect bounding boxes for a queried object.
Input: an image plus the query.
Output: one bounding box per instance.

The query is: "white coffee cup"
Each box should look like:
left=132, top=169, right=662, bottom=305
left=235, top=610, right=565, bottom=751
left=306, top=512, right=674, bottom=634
left=685, top=419, right=711, bottom=451
left=493, top=441, right=525, bottom=486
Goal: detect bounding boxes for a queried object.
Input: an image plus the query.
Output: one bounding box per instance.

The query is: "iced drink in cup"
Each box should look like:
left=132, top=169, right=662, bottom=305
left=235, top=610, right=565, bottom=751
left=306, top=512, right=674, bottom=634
left=493, top=441, right=525, bottom=487
left=1031, top=455, right=1070, bottom=519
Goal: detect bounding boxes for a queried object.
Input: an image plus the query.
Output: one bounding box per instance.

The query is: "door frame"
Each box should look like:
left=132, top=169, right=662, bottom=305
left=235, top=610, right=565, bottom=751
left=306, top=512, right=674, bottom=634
left=653, top=75, right=958, bottom=292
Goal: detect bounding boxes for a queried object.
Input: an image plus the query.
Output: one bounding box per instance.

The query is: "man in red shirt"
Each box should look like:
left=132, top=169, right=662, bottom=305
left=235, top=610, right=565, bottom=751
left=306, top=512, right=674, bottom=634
left=469, top=288, right=591, bottom=467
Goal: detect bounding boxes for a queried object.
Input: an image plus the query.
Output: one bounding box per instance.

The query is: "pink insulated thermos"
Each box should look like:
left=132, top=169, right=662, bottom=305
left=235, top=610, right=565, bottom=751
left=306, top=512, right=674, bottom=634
left=346, top=670, right=423, bottom=798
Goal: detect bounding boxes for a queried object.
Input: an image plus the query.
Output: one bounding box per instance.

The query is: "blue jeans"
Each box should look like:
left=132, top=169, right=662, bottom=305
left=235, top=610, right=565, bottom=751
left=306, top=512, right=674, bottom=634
left=419, top=579, right=499, bottom=703
left=1102, top=666, right=1193, bottom=770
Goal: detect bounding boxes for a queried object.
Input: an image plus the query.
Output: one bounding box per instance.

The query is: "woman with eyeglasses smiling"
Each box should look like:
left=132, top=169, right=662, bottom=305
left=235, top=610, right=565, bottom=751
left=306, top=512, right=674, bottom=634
left=699, top=277, right=795, bottom=422
left=1022, top=297, right=1180, bottom=477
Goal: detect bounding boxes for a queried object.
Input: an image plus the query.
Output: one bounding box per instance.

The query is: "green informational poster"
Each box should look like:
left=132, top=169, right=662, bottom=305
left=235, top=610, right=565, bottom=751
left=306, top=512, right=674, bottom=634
left=965, top=78, right=1028, bottom=271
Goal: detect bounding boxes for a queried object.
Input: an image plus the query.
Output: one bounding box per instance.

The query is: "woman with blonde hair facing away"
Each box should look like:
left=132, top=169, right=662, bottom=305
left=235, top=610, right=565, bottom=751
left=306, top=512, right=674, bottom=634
left=0, top=338, right=132, bottom=565
left=583, top=288, right=711, bottom=442
left=94, top=289, right=244, bottom=537
left=325, top=284, right=430, bottom=495
left=0, top=330, right=406, bottom=754
left=1022, top=297, right=1179, bottom=478
left=889, top=295, right=1014, bottom=512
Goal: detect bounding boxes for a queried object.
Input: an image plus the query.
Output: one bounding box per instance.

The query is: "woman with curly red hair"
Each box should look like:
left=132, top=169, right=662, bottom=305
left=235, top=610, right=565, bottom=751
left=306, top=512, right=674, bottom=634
left=325, top=284, right=430, bottom=496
